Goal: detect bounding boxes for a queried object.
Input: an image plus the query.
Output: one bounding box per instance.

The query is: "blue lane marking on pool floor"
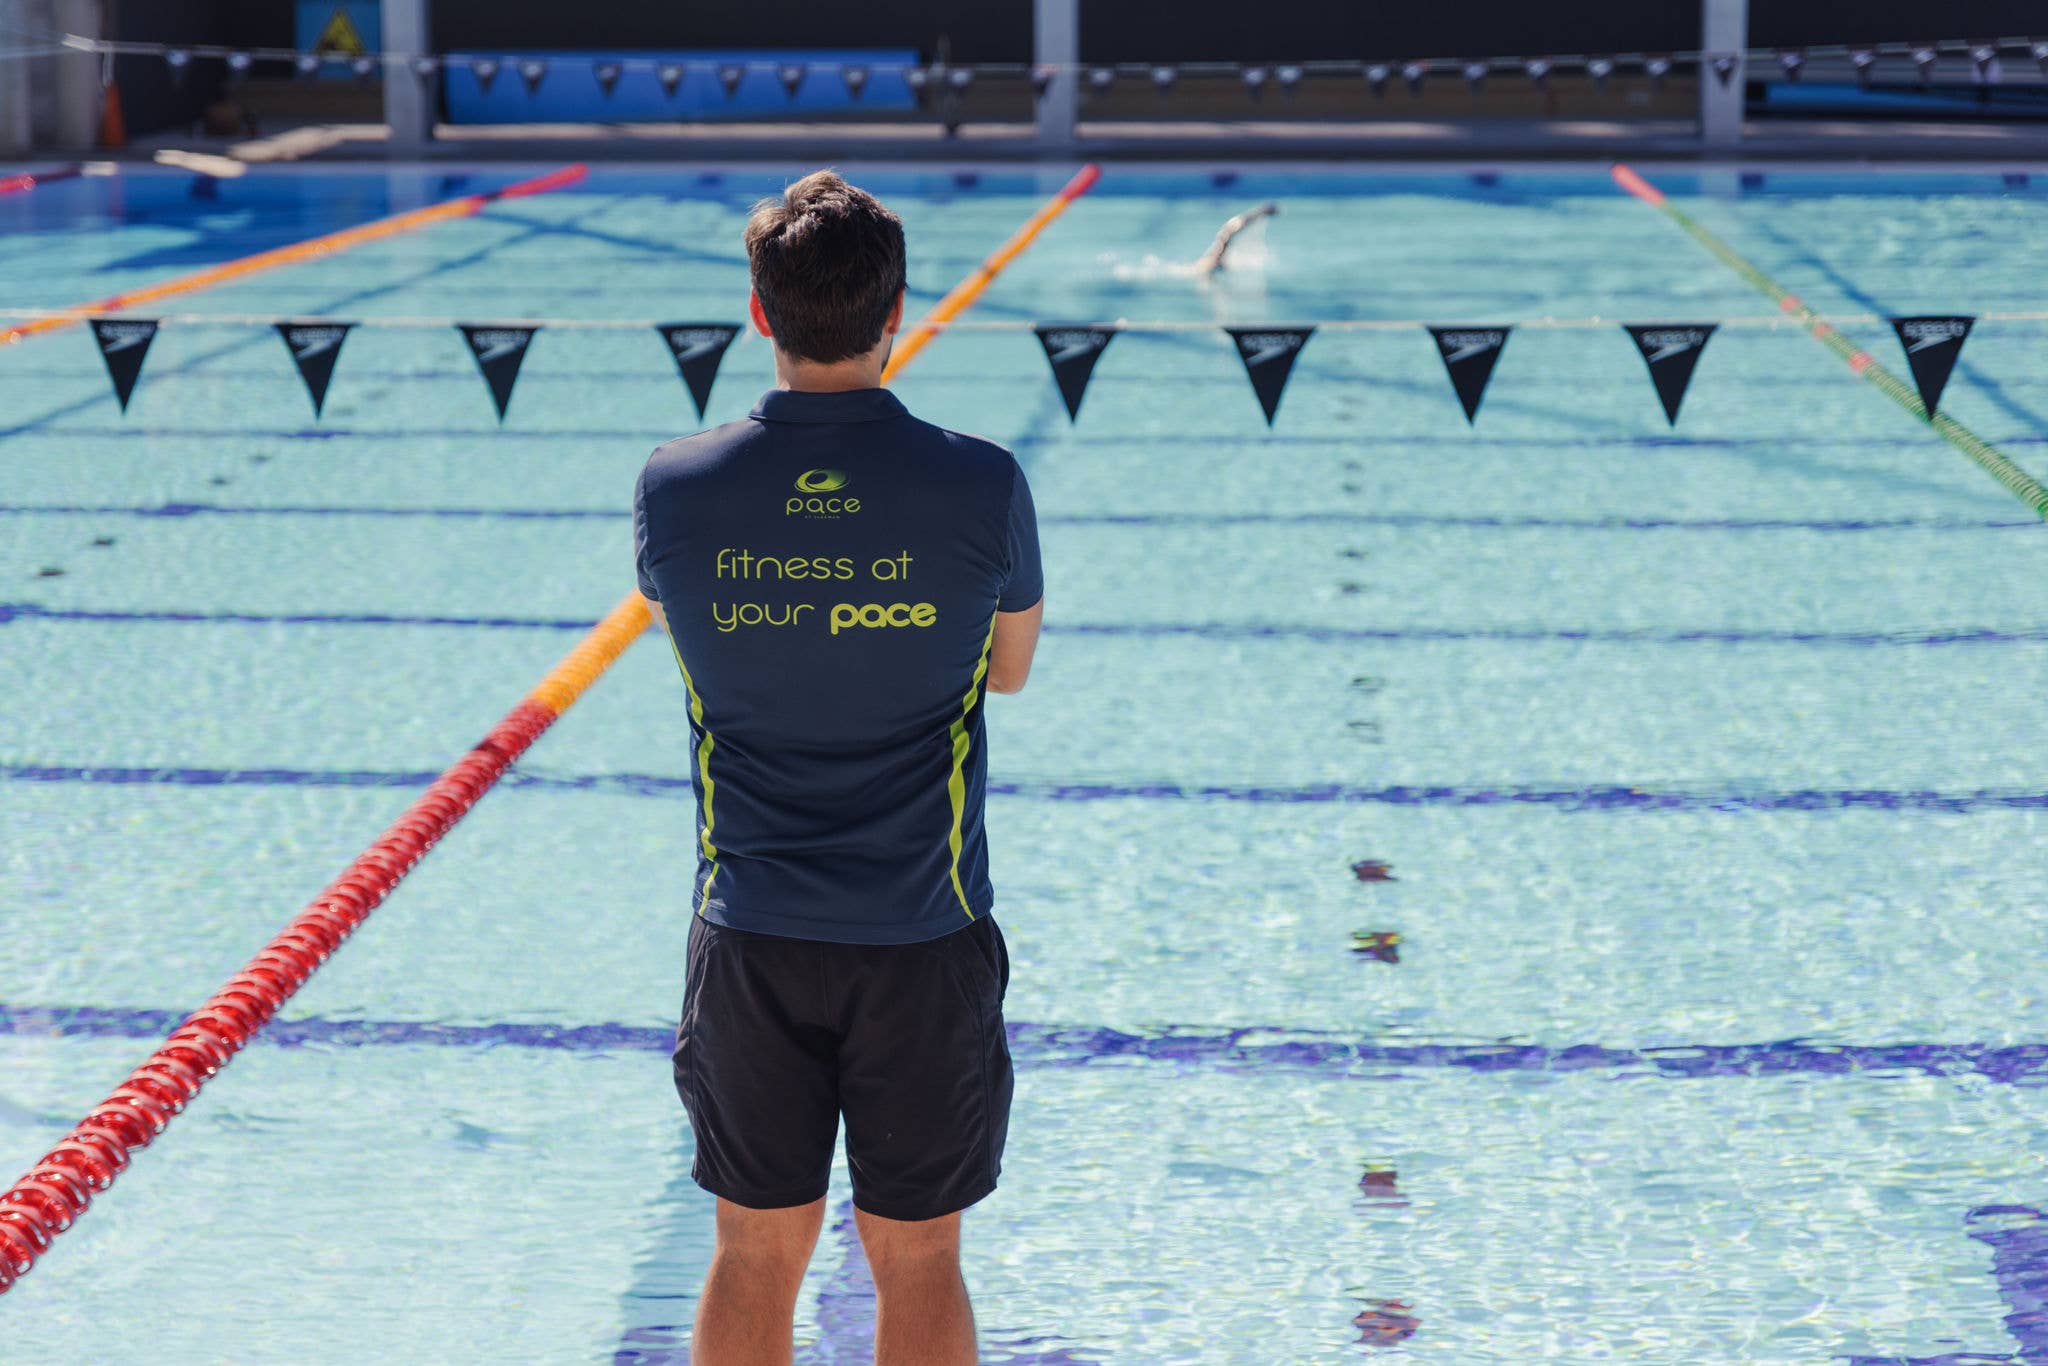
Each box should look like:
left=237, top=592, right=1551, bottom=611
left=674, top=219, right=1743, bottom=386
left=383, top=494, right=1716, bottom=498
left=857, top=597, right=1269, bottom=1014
left=5, top=603, right=2044, bottom=648
left=3, top=765, right=2043, bottom=811
left=1, top=501, right=2036, bottom=531
left=8, top=1004, right=2048, bottom=1085
left=1840, top=1205, right=2048, bottom=1366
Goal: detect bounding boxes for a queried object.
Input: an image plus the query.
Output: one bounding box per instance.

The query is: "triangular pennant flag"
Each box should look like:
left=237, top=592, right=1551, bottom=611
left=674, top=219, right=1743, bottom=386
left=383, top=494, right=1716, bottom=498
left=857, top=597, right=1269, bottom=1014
left=1033, top=325, right=1117, bottom=422
left=90, top=319, right=158, bottom=414
left=1889, top=316, right=1974, bottom=417
left=471, top=57, right=500, bottom=93
left=1623, top=324, right=1716, bottom=426
left=593, top=61, right=622, bottom=96
left=1224, top=327, right=1313, bottom=426
left=1426, top=325, right=1511, bottom=424
left=657, top=63, right=685, bottom=97
left=655, top=323, right=741, bottom=419
left=841, top=64, right=869, bottom=98
left=1711, top=54, right=1738, bottom=87
left=1029, top=66, right=1054, bottom=99
left=777, top=63, right=806, bottom=98
left=275, top=321, right=354, bottom=418
left=717, top=63, right=745, bottom=98
left=518, top=59, right=547, bottom=94
left=457, top=324, right=537, bottom=422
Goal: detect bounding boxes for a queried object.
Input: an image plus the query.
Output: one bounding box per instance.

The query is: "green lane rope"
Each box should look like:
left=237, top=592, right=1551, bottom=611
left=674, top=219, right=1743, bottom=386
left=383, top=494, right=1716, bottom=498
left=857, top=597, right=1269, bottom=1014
left=1610, top=163, right=2048, bottom=521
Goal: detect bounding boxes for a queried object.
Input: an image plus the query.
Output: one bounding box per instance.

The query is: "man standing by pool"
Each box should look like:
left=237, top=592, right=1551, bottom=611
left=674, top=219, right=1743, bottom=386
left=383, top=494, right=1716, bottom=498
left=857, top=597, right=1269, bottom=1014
left=633, top=170, right=1044, bottom=1366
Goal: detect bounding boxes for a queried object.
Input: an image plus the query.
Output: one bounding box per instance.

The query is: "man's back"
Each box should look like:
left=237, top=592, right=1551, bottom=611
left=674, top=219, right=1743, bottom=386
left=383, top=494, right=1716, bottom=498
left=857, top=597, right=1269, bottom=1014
left=634, top=385, right=1042, bottom=944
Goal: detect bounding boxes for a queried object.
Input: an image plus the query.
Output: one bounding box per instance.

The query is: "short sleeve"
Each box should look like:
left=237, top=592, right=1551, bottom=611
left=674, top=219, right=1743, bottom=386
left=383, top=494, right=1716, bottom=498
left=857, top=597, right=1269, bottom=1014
left=998, top=460, right=1043, bottom=612
left=633, top=460, right=660, bottom=600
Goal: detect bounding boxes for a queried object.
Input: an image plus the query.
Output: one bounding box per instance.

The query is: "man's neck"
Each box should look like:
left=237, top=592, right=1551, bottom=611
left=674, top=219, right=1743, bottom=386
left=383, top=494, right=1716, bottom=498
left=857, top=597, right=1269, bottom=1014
left=771, top=345, right=891, bottom=394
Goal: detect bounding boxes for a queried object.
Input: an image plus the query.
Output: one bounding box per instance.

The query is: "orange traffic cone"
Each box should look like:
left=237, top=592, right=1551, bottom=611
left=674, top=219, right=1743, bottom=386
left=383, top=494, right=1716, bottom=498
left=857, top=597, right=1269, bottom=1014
left=97, top=81, right=126, bottom=149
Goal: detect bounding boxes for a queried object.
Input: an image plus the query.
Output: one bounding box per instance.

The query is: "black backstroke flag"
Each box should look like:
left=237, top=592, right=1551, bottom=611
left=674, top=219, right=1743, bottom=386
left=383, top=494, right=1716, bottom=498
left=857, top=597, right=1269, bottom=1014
left=1033, top=324, right=1117, bottom=421
left=1225, top=326, right=1313, bottom=425
left=1623, top=323, right=1717, bottom=426
left=657, top=323, right=741, bottom=419
left=90, top=319, right=158, bottom=413
left=1889, top=316, right=1974, bottom=417
left=457, top=324, right=538, bottom=422
left=275, top=321, right=354, bottom=418
left=1426, top=325, right=1512, bottom=424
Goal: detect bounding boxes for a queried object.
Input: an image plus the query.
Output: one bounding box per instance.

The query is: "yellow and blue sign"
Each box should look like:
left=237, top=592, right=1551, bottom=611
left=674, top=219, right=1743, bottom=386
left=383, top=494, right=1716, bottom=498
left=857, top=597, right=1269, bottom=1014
left=295, top=2, right=380, bottom=72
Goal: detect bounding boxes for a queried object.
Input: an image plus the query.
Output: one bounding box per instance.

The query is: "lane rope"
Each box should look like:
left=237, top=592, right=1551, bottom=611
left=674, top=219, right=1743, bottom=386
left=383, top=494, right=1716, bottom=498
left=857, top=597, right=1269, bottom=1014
left=0, top=165, right=82, bottom=197
left=0, top=164, right=588, bottom=348
left=11, top=306, right=2048, bottom=333
left=1610, top=163, right=2048, bottom=521
left=0, top=591, right=644, bottom=1293
left=0, top=160, right=1101, bottom=1295
left=884, top=163, right=1101, bottom=380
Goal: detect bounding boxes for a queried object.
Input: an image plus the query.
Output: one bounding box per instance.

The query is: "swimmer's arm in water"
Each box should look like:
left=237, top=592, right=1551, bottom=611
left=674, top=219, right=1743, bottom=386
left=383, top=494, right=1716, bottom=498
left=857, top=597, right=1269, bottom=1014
left=1195, top=201, right=1280, bottom=275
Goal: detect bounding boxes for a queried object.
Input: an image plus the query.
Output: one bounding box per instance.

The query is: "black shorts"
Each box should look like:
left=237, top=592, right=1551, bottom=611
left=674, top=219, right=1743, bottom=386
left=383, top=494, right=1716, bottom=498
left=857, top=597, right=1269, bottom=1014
left=673, top=911, right=1013, bottom=1222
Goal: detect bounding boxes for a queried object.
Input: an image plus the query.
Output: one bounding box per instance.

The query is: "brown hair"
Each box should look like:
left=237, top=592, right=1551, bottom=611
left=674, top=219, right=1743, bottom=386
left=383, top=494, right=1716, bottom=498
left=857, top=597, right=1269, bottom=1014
left=743, top=170, right=907, bottom=364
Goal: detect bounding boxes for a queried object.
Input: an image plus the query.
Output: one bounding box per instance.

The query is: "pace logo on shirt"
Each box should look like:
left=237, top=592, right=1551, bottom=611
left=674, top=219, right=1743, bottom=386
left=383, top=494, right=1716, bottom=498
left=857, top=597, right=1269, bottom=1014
left=788, top=468, right=862, bottom=518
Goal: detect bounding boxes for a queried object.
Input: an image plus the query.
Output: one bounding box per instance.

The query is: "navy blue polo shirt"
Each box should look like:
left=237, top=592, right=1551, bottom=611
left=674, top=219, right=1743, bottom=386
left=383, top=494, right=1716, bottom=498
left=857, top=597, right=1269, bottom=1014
left=633, top=386, right=1042, bottom=945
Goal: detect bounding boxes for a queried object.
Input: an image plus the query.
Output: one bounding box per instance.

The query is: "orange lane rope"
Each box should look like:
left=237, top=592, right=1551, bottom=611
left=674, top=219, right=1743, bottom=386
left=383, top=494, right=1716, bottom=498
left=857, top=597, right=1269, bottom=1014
left=0, top=163, right=588, bottom=348
left=883, top=163, right=1102, bottom=381
left=0, top=161, right=1102, bottom=1294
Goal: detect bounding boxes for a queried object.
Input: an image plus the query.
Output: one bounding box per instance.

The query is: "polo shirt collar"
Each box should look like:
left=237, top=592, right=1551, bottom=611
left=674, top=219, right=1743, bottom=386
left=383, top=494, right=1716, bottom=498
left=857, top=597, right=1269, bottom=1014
left=750, top=387, right=907, bottom=424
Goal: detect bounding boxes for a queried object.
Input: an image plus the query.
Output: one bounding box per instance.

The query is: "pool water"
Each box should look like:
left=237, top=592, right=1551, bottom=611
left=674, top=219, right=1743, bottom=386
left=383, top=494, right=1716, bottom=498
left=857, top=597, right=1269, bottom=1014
left=1, top=162, right=2045, bottom=1364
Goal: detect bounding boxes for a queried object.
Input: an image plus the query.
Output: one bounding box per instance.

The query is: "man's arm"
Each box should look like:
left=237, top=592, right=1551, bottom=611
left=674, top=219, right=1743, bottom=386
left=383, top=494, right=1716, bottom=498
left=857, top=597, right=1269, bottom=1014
left=986, top=599, right=1042, bottom=695
left=643, top=595, right=668, bottom=636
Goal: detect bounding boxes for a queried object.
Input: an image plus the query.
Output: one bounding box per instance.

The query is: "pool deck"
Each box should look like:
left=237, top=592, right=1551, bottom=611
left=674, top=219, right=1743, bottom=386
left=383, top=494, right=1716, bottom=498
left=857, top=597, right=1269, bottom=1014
left=77, top=114, right=2048, bottom=167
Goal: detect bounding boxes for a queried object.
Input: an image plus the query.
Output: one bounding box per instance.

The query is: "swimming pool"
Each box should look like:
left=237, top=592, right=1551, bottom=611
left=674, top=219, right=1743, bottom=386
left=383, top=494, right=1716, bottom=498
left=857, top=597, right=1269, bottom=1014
left=2, top=161, right=2045, bottom=1363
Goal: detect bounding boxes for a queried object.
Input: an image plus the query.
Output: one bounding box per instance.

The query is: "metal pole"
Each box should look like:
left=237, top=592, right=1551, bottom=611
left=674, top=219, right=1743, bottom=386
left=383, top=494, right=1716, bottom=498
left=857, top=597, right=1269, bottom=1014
left=381, top=0, right=432, bottom=149
left=0, top=0, right=32, bottom=156
left=1699, top=0, right=1747, bottom=148
left=51, top=0, right=101, bottom=150
left=1034, top=0, right=1077, bottom=150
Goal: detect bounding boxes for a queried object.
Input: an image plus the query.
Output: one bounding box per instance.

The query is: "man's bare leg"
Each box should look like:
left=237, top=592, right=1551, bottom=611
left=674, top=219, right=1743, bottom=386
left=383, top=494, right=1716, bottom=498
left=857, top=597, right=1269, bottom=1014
left=854, top=1206, right=976, bottom=1366
left=693, top=1195, right=827, bottom=1366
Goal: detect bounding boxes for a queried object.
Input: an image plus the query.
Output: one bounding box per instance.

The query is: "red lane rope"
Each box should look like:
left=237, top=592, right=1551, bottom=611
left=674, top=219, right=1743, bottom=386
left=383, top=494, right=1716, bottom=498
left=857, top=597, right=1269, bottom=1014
left=0, top=590, right=648, bottom=1292
left=0, top=165, right=82, bottom=197
left=0, top=699, right=554, bottom=1290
